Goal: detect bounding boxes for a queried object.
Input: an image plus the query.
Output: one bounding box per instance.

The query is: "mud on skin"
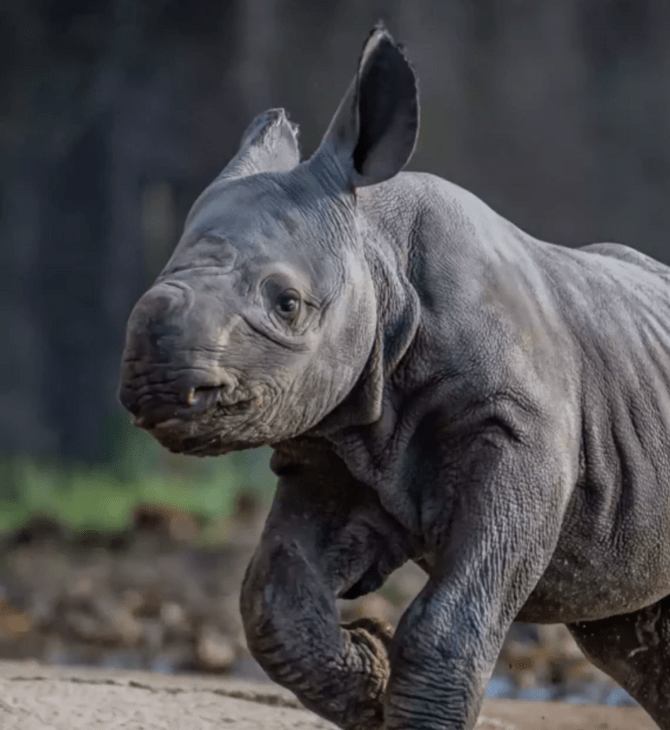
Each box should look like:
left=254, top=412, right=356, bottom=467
left=119, top=24, right=670, bottom=730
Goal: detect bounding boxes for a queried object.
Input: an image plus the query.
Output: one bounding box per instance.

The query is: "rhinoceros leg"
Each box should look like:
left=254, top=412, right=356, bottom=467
left=568, top=595, right=670, bottom=730
left=240, top=450, right=410, bottom=730
left=379, top=421, right=571, bottom=730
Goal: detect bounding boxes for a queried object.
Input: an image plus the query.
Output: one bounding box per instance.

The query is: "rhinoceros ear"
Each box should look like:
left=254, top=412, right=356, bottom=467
left=216, top=108, right=300, bottom=183
left=312, top=25, right=419, bottom=188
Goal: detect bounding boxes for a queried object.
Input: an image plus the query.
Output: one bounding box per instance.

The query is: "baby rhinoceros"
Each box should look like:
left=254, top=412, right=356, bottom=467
left=119, top=25, right=670, bottom=730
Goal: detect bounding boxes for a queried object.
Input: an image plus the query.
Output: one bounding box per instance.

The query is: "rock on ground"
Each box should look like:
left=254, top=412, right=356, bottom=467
left=0, top=661, right=656, bottom=730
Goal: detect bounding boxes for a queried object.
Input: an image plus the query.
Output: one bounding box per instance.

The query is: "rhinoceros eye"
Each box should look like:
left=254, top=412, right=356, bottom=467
left=275, top=290, right=301, bottom=319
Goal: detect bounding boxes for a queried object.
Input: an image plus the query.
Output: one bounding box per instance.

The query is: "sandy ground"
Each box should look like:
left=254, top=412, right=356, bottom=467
left=0, top=660, right=656, bottom=730
left=0, top=529, right=628, bottom=704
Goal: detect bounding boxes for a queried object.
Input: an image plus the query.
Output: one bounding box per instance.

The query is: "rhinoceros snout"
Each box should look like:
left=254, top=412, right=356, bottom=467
left=122, top=283, right=193, bottom=357
left=118, top=282, right=238, bottom=429
left=118, top=370, right=215, bottom=424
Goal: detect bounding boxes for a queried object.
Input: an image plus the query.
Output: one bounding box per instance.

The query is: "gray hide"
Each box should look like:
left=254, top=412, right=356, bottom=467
left=119, top=26, right=670, bottom=730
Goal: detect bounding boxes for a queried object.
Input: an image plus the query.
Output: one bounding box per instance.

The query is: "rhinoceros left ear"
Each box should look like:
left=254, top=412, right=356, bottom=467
left=312, top=25, right=419, bottom=188
left=216, top=108, right=300, bottom=183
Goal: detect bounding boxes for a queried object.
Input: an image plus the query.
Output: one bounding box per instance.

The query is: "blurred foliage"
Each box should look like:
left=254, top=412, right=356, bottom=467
left=0, top=419, right=275, bottom=533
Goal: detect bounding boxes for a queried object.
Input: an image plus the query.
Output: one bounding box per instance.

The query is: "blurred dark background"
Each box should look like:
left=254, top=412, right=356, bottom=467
left=4, top=0, right=670, bottom=467
left=0, top=0, right=666, bottom=704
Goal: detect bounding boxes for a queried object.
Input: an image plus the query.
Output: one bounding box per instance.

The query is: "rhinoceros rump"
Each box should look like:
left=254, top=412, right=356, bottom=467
left=119, top=25, right=670, bottom=730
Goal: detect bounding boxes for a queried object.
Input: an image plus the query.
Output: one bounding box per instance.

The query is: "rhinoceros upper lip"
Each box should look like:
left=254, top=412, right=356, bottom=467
left=131, top=386, right=252, bottom=429
left=188, top=384, right=246, bottom=412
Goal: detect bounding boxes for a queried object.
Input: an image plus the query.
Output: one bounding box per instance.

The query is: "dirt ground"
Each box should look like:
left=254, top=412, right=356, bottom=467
left=0, top=511, right=629, bottom=706
left=0, top=506, right=645, bottom=728
left=0, top=660, right=656, bottom=730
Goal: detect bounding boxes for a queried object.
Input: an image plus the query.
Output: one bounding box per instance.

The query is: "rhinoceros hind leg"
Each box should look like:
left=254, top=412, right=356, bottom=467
left=568, top=595, right=670, bottom=730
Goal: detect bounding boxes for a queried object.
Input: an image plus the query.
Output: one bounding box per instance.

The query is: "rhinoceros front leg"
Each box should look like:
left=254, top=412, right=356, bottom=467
left=240, top=450, right=410, bottom=730
left=385, top=430, right=570, bottom=729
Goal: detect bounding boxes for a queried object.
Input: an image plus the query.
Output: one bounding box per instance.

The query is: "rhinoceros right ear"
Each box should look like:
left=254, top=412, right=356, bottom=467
left=311, top=26, right=419, bottom=188
left=215, top=108, right=300, bottom=183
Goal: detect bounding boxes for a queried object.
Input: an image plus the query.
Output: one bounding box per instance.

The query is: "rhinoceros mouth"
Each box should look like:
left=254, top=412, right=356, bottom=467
left=139, top=396, right=259, bottom=457
left=128, top=383, right=253, bottom=430
left=121, top=371, right=271, bottom=455
left=140, top=400, right=253, bottom=430
left=171, top=435, right=252, bottom=456
left=150, top=421, right=260, bottom=457
left=152, top=431, right=245, bottom=456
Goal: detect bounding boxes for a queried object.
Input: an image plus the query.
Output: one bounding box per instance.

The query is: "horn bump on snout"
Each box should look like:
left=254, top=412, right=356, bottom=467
left=124, top=283, right=193, bottom=343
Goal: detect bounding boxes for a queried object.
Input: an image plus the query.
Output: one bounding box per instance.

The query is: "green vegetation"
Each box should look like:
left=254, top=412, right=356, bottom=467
left=0, top=426, right=276, bottom=534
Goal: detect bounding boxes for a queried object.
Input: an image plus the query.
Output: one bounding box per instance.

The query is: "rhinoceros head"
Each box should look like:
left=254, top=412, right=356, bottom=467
left=118, top=26, right=419, bottom=455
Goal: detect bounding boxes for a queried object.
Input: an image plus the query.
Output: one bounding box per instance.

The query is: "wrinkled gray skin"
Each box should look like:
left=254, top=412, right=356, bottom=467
left=119, top=27, right=670, bottom=730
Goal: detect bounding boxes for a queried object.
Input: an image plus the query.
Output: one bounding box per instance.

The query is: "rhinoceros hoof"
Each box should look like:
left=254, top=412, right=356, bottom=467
left=338, top=618, right=395, bottom=730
